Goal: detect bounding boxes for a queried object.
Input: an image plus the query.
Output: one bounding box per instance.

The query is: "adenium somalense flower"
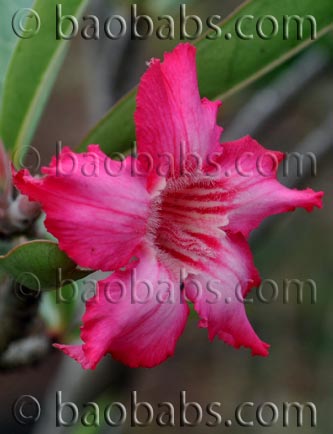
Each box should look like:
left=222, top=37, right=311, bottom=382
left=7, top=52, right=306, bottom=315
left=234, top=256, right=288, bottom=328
left=14, top=44, right=323, bottom=369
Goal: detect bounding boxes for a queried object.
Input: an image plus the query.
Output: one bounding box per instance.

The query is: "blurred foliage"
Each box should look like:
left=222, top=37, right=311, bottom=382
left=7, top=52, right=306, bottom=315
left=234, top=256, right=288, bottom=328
left=0, top=0, right=89, bottom=167
left=0, top=0, right=34, bottom=108
left=0, top=240, right=90, bottom=291
left=78, top=0, right=333, bottom=154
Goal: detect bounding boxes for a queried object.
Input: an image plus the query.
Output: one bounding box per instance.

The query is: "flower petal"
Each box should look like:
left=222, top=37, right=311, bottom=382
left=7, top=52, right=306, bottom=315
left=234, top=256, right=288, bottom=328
left=14, top=145, right=151, bottom=271
left=55, top=246, right=189, bottom=368
left=135, top=43, right=222, bottom=184
left=184, top=232, right=269, bottom=356
left=215, top=136, right=323, bottom=237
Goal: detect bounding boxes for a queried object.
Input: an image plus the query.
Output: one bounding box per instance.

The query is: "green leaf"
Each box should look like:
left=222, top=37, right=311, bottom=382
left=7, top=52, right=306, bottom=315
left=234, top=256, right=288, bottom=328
left=41, top=277, right=86, bottom=335
left=42, top=270, right=107, bottom=336
left=79, top=89, right=137, bottom=156
left=0, top=0, right=34, bottom=109
left=0, top=0, right=89, bottom=164
left=0, top=240, right=89, bottom=291
left=77, top=0, right=333, bottom=154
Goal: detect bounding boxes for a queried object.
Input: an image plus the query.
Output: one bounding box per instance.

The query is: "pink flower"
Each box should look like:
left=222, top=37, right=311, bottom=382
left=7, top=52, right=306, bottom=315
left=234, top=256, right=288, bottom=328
left=14, top=44, right=323, bottom=369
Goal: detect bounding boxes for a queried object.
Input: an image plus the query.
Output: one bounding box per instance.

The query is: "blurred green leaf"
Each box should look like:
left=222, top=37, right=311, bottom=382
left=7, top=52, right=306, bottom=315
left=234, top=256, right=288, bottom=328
left=70, top=394, right=111, bottom=434
left=41, top=277, right=87, bottom=335
left=0, top=0, right=34, bottom=109
left=78, top=0, right=333, bottom=154
left=40, top=291, right=63, bottom=334
left=0, top=240, right=89, bottom=291
left=0, top=0, right=88, bottom=165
